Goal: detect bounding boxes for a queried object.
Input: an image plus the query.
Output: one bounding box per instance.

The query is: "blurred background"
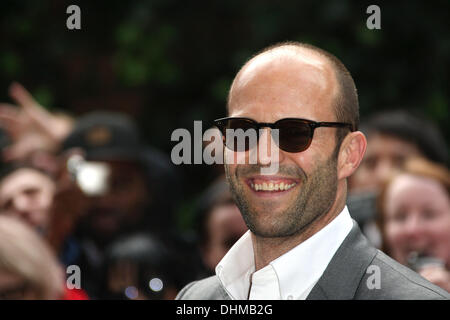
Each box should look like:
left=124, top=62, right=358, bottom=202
left=0, top=0, right=448, bottom=299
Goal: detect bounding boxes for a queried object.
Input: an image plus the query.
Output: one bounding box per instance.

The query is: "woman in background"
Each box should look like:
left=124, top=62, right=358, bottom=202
left=377, top=157, right=450, bottom=292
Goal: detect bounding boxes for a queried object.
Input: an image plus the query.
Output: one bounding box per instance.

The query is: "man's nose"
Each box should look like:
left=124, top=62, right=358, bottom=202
left=255, top=128, right=282, bottom=166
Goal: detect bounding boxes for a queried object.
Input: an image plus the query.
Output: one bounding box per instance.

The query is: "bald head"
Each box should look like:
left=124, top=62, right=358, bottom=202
left=223, top=42, right=368, bottom=247
left=228, top=42, right=359, bottom=135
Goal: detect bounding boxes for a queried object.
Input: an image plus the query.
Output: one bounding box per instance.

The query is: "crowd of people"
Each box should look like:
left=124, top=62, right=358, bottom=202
left=0, top=83, right=200, bottom=299
left=346, top=110, right=449, bottom=292
left=0, top=79, right=448, bottom=299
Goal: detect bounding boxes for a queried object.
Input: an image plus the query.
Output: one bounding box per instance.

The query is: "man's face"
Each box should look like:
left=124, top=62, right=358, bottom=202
left=81, top=160, right=148, bottom=241
left=0, top=168, right=55, bottom=233
left=224, top=53, right=342, bottom=238
left=349, top=133, right=422, bottom=193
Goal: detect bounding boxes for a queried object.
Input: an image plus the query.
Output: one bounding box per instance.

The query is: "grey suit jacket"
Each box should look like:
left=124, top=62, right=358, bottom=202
left=176, top=222, right=450, bottom=300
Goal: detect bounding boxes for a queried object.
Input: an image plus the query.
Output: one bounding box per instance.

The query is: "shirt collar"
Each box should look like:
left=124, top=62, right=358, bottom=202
left=215, top=229, right=254, bottom=300
left=270, top=206, right=353, bottom=299
left=216, top=206, right=353, bottom=300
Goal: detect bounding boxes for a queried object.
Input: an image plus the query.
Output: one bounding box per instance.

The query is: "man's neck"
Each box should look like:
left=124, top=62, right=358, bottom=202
left=251, top=195, right=346, bottom=271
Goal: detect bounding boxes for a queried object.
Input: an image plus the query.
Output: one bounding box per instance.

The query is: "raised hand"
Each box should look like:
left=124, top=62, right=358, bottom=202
left=0, top=82, right=74, bottom=162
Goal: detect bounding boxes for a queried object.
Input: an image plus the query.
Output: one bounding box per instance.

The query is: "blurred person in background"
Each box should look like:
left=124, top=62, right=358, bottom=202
left=347, top=110, right=449, bottom=247
left=60, top=111, right=153, bottom=247
left=102, top=233, right=180, bottom=300
left=377, top=158, right=450, bottom=292
left=0, top=163, right=91, bottom=298
left=0, top=215, right=87, bottom=299
left=0, top=163, right=55, bottom=235
left=0, top=82, right=74, bottom=175
left=196, top=176, right=247, bottom=276
left=51, top=111, right=185, bottom=298
left=350, top=110, right=448, bottom=193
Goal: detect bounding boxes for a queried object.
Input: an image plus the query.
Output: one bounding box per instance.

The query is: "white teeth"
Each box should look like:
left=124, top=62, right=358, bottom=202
left=251, top=182, right=296, bottom=191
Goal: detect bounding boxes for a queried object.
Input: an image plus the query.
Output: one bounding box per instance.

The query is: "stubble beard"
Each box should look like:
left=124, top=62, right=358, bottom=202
left=224, top=156, right=338, bottom=239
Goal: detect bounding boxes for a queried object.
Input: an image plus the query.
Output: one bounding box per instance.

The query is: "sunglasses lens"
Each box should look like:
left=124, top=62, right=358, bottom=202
left=277, top=120, right=312, bottom=152
left=215, top=118, right=314, bottom=153
left=219, top=119, right=258, bottom=151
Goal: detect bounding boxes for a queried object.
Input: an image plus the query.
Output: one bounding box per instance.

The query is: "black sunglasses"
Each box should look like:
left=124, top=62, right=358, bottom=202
left=214, top=117, right=355, bottom=153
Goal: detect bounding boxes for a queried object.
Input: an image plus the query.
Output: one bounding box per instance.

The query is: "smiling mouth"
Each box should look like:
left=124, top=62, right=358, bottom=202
left=246, top=177, right=298, bottom=193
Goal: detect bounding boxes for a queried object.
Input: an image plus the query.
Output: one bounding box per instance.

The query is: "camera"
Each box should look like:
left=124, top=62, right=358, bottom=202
left=67, top=154, right=111, bottom=196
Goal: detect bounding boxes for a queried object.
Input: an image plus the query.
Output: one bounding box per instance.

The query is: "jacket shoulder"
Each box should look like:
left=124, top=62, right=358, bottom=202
left=356, top=250, right=450, bottom=300
left=176, top=276, right=228, bottom=300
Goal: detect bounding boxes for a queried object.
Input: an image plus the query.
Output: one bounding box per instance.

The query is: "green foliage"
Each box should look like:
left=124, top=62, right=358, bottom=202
left=0, top=52, right=23, bottom=77
left=32, top=86, right=54, bottom=110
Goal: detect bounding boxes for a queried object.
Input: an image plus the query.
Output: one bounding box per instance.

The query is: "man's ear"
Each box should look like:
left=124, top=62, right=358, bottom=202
left=337, top=131, right=367, bottom=180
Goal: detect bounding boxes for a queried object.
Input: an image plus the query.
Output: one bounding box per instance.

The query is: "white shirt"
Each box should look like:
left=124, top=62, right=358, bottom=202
left=215, top=206, right=354, bottom=300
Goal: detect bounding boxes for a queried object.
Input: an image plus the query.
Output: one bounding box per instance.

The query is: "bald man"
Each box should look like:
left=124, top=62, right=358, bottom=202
left=177, top=42, right=449, bottom=300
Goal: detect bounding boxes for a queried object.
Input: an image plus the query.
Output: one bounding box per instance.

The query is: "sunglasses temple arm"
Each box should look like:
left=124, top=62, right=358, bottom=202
left=317, top=122, right=355, bottom=131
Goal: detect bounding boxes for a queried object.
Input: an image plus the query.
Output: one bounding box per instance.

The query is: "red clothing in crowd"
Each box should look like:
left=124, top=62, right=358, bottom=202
left=62, top=287, right=89, bottom=300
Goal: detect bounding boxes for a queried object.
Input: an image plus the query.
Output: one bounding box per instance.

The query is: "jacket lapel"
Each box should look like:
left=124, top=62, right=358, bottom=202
left=307, top=221, right=378, bottom=300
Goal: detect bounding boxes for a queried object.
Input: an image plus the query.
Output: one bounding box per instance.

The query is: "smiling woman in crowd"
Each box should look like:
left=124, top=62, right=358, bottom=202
left=377, top=157, right=450, bottom=292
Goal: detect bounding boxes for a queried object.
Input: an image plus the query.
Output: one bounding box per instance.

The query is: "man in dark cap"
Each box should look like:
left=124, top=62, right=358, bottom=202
left=61, top=111, right=150, bottom=244
left=56, top=111, right=182, bottom=298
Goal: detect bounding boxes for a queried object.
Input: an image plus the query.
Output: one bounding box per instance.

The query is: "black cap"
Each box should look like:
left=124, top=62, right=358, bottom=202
left=61, top=111, right=141, bottom=162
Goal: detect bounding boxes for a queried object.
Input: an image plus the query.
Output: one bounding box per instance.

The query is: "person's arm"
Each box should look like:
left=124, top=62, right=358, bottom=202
left=0, top=82, right=74, bottom=161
